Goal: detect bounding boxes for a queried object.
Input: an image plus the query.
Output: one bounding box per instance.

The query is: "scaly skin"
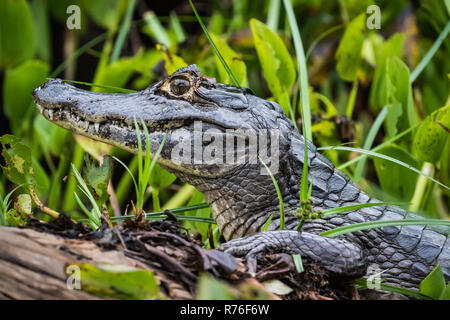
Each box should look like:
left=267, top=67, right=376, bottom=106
left=32, top=65, right=449, bottom=290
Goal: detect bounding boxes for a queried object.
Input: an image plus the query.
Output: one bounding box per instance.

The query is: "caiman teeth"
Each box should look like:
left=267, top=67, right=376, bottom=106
left=94, top=123, right=100, bottom=133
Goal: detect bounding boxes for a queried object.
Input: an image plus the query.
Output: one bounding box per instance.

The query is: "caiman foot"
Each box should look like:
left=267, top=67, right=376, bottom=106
left=220, top=230, right=367, bottom=277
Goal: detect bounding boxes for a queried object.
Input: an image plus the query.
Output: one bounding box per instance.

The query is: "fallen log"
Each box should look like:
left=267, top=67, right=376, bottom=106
left=0, top=226, right=191, bottom=299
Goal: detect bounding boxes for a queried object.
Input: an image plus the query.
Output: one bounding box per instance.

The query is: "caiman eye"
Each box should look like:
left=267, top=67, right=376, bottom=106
left=169, top=76, right=190, bottom=96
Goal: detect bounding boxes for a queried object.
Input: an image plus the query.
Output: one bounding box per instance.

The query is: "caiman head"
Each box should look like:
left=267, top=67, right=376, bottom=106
left=33, top=65, right=304, bottom=240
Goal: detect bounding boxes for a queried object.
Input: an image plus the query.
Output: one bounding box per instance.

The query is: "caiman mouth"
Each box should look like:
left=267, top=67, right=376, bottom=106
left=31, top=78, right=249, bottom=159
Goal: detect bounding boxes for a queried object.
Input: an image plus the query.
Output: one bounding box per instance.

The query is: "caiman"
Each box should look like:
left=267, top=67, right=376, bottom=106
left=32, top=65, right=449, bottom=290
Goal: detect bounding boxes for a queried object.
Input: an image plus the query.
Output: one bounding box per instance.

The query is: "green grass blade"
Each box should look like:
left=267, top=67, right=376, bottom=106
left=300, top=140, right=309, bottom=203
left=353, top=278, right=432, bottom=300
left=111, top=0, right=136, bottom=63
left=112, top=156, right=139, bottom=203
left=188, top=0, right=240, bottom=87
left=266, top=0, right=281, bottom=32
left=320, top=146, right=449, bottom=190
left=337, top=126, right=416, bottom=170
left=170, top=11, right=186, bottom=43
left=322, top=201, right=397, bottom=218
left=353, top=105, right=388, bottom=182
left=106, top=203, right=211, bottom=221
left=259, top=156, right=285, bottom=230
left=410, top=21, right=450, bottom=83
left=292, top=254, right=304, bottom=273
left=60, top=79, right=136, bottom=93
left=71, top=163, right=101, bottom=227
left=320, top=218, right=450, bottom=237
left=144, top=11, right=172, bottom=48
left=283, top=0, right=312, bottom=141
left=261, top=213, right=274, bottom=231
left=305, top=24, right=343, bottom=60
left=50, top=33, right=108, bottom=78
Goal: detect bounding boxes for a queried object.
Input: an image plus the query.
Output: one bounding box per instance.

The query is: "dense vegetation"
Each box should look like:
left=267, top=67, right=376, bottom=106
left=0, top=0, right=449, bottom=299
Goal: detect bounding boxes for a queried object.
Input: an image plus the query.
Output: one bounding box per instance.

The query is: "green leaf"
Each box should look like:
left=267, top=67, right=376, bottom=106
left=320, top=145, right=449, bottom=190
left=413, top=105, right=450, bottom=164
left=186, top=191, right=212, bottom=240
left=282, top=0, right=311, bottom=140
left=65, top=263, right=162, bottom=300
left=250, top=18, right=296, bottom=114
left=14, top=194, right=32, bottom=217
left=3, top=60, right=49, bottom=132
left=84, top=155, right=112, bottom=206
left=370, top=33, right=405, bottom=111
left=30, top=0, right=52, bottom=63
left=0, top=0, right=35, bottom=69
left=82, top=0, right=128, bottom=31
left=156, top=44, right=187, bottom=75
left=188, top=0, right=240, bottom=87
left=149, top=163, right=176, bottom=190
left=93, top=57, right=137, bottom=93
left=261, top=213, right=274, bottom=231
left=321, top=218, right=450, bottom=238
left=322, top=202, right=395, bottom=218
left=259, top=156, right=285, bottom=230
left=143, top=11, right=171, bottom=48
left=0, top=135, right=35, bottom=186
left=384, top=56, right=414, bottom=137
left=195, top=273, right=238, bottom=300
left=335, top=13, right=366, bottom=81
left=419, top=264, right=446, bottom=300
left=6, top=208, right=27, bottom=227
left=210, top=33, right=248, bottom=87
left=373, top=145, right=418, bottom=201
left=292, top=254, right=304, bottom=273
left=33, top=114, right=68, bottom=156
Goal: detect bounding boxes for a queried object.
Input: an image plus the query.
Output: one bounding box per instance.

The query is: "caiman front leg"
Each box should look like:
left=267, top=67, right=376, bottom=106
left=220, top=230, right=367, bottom=277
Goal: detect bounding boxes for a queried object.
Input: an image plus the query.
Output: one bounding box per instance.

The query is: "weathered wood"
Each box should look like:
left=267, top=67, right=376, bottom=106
left=0, top=226, right=191, bottom=299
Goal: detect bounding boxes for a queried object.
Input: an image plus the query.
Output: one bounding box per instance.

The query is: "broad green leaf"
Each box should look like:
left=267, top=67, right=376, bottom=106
left=14, top=194, right=32, bottom=216
left=186, top=191, right=212, bottom=240
left=30, top=0, right=52, bottom=63
left=48, top=0, right=82, bottom=22
left=156, top=44, right=187, bottom=75
left=33, top=114, right=68, bottom=156
left=82, top=0, right=128, bottom=31
left=149, top=163, right=176, bottom=190
left=32, top=155, right=50, bottom=198
left=65, top=263, right=162, bottom=300
left=385, top=101, right=403, bottom=138
left=384, top=56, right=414, bottom=137
left=250, top=18, right=295, bottom=114
left=6, top=209, right=27, bottom=227
left=370, top=33, right=405, bottom=111
left=0, top=0, right=35, bottom=69
left=335, top=13, right=365, bottom=81
left=419, top=264, right=446, bottom=300
left=413, top=105, right=450, bottom=164
left=210, top=33, right=248, bottom=87
left=93, top=57, right=137, bottom=93
left=84, top=155, right=112, bottom=206
left=439, top=284, right=450, bottom=300
left=3, top=60, right=49, bottom=132
left=196, top=273, right=238, bottom=300
left=0, top=135, right=35, bottom=187
left=373, top=145, right=418, bottom=201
